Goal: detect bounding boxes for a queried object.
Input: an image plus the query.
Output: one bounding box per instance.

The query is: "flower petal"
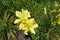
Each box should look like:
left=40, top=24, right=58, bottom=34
left=58, top=21, right=60, bottom=24
left=16, top=11, right=22, bottom=18
left=22, top=9, right=31, bottom=19
left=24, top=30, right=28, bottom=35
left=27, top=12, right=31, bottom=18
left=19, top=23, right=25, bottom=30
left=24, top=10, right=31, bottom=18
left=29, top=18, right=35, bottom=25
left=14, top=19, right=21, bottom=24
left=33, top=24, right=38, bottom=28
left=30, top=28, right=35, bottom=34
left=57, top=18, right=60, bottom=24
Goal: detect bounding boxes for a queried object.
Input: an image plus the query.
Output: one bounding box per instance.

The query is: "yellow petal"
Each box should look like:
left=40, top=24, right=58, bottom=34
left=29, top=18, right=35, bottom=25
left=16, top=11, right=22, bottom=18
left=14, top=19, right=21, bottom=24
left=24, top=30, right=28, bottom=35
left=30, top=28, right=35, bottom=34
left=54, top=1, right=58, bottom=7
left=16, top=9, right=31, bottom=20
left=33, top=24, right=38, bottom=28
left=21, top=19, right=29, bottom=24
left=30, top=18, right=34, bottom=22
left=51, top=21, right=56, bottom=26
left=24, top=10, right=31, bottom=18
left=27, top=12, right=31, bottom=18
left=58, top=21, right=60, bottom=24
left=56, top=14, right=60, bottom=18
left=22, top=9, right=31, bottom=19
left=57, top=18, right=60, bottom=24
left=24, top=27, right=28, bottom=35
left=19, top=23, right=25, bottom=30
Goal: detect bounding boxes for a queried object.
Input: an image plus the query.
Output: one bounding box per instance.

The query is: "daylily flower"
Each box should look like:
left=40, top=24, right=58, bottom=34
left=56, top=18, right=60, bottom=24
left=51, top=21, right=56, bottom=26
left=51, top=13, right=60, bottom=26
left=14, top=9, right=38, bottom=35
left=56, top=14, right=60, bottom=18
left=54, top=1, right=59, bottom=7
left=55, top=14, right=60, bottom=24
left=14, top=9, right=31, bottom=24
left=19, top=18, right=38, bottom=35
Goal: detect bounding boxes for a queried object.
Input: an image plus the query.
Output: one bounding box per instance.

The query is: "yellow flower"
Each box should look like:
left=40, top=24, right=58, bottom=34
left=51, top=21, right=56, bottom=26
left=19, top=18, right=38, bottom=35
left=58, top=9, right=60, bottom=12
left=56, top=14, right=60, bottom=18
left=54, top=1, right=59, bottom=7
left=58, top=37, right=60, bottom=40
left=14, top=9, right=38, bottom=35
left=55, top=14, right=60, bottom=24
left=14, top=9, right=31, bottom=24
left=56, top=18, right=60, bottom=24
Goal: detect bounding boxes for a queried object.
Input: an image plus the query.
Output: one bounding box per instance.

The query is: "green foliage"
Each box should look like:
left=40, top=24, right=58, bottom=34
left=0, top=0, right=60, bottom=40
left=0, top=9, right=15, bottom=36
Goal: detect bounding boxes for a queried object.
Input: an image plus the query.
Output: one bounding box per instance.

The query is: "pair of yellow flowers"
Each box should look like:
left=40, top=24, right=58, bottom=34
left=14, top=9, right=38, bottom=35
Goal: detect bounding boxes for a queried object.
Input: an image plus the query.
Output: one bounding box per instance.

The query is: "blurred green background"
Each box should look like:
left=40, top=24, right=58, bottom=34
left=0, top=0, right=60, bottom=40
